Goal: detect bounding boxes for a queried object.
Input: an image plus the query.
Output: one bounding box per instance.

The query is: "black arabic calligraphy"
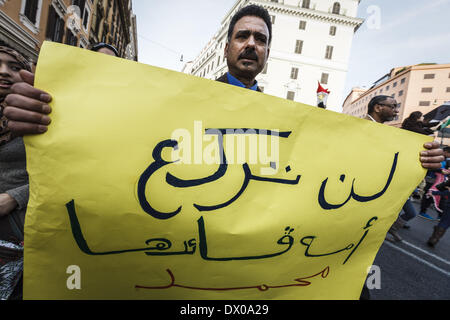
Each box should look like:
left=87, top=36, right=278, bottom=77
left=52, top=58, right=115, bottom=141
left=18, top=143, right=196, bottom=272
left=137, top=129, right=300, bottom=219
left=318, top=153, right=399, bottom=210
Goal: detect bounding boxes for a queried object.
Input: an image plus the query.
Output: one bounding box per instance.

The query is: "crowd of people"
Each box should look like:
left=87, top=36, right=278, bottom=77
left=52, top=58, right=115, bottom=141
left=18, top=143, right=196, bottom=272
left=385, top=110, right=450, bottom=247
left=0, top=4, right=447, bottom=300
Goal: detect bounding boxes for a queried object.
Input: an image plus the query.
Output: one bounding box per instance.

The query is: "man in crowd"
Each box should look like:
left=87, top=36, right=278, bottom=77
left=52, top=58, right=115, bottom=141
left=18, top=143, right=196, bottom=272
left=365, top=95, right=444, bottom=242
left=1, top=5, right=445, bottom=301
left=216, top=5, right=270, bottom=91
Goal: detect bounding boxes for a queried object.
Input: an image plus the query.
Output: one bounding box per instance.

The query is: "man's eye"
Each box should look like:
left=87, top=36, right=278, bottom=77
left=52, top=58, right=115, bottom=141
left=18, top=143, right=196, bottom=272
left=11, top=66, right=21, bottom=71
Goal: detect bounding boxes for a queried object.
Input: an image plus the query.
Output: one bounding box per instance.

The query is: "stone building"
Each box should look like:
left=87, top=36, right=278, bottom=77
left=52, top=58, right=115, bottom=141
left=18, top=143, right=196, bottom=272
left=0, top=0, right=137, bottom=63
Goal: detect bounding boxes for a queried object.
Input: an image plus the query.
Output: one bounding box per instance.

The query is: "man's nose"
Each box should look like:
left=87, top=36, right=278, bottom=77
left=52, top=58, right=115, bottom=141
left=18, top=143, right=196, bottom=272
left=0, top=62, right=10, bottom=75
left=0, top=62, right=8, bottom=74
left=246, top=35, right=256, bottom=47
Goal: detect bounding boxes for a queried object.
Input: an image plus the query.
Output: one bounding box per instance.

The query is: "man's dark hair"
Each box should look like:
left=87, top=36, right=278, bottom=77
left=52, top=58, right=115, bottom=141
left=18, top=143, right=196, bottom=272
left=0, top=40, right=30, bottom=61
left=90, top=43, right=120, bottom=57
left=368, top=95, right=392, bottom=114
left=227, top=5, right=272, bottom=44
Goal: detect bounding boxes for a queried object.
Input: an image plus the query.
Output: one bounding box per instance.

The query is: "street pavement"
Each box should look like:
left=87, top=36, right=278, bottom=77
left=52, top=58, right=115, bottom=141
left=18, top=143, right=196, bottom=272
left=368, top=199, right=450, bottom=300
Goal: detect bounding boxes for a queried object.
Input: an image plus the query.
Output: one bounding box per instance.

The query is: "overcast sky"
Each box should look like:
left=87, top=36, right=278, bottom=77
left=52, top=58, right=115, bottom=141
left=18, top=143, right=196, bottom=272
left=132, top=0, right=450, bottom=110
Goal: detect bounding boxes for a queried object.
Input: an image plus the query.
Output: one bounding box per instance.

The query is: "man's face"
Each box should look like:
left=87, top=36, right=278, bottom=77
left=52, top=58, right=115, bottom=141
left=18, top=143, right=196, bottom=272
left=0, top=52, right=23, bottom=97
left=225, top=16, right=270, bottom=82
left=377, top=97, right=399, bottom=122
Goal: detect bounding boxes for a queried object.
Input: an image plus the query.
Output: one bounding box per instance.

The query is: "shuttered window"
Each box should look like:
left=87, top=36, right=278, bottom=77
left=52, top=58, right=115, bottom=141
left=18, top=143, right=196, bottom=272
left=24, top=0, right=39, bottom=24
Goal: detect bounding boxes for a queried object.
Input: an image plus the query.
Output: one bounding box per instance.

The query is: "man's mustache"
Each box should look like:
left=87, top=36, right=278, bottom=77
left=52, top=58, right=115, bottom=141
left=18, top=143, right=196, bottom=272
left=239, top=50, right=258, bottom=61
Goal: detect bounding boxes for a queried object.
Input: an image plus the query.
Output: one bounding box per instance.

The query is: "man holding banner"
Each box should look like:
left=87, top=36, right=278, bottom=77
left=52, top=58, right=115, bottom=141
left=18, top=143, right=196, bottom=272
left=0, top=5, right=446, bottom=301
left=3, top=5, right=443, bottom=168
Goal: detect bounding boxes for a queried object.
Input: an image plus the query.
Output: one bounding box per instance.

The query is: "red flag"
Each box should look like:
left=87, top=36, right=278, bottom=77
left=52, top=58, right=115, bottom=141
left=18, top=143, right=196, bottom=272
left=317, top=82, right=330, bottom=109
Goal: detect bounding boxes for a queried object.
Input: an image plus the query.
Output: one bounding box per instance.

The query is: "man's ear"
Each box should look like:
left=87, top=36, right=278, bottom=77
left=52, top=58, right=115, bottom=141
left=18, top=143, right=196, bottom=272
left=224, top=43, right=228, bottom=58
left=373, top=104, right=382, bottom=114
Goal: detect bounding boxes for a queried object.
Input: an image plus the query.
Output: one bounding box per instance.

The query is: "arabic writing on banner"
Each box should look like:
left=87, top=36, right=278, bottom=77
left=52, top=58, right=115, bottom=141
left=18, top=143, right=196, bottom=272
left=23, top=42, right=430, bottom=299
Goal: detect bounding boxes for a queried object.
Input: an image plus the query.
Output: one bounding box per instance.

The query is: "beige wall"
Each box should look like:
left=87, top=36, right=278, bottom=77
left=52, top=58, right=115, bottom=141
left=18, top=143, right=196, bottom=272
left=402, top=65, right=450, bottom=122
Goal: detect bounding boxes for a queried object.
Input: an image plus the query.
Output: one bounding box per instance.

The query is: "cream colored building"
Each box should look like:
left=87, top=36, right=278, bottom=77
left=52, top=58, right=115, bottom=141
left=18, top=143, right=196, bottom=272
left=184, top=0, right=363, bottom=112
left=343, top=63, right=450, bottom=127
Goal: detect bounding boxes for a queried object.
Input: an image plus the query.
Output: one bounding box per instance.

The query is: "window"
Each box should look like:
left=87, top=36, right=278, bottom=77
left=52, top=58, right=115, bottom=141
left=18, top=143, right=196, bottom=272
left=82, top=6, right=90, bottom=31
left=45, top=5, right=64, bottom=42
left=287, top=91, right=295, bottom=101
left=321, top=73, right=329, bottom=84
left=270, top=15, right=276, bottom=24
left=332, top=2, right=341, bottom=14
left=329, top=26, right=336, bottom=36
left=424, top=74, right=435, bottom=79
left=299, top=20, right=307, bottom=30
left=422, top=87, right=433, bottom=93
left=447, top=87, right=450, bottom=93
left=399, top=90, right=404, bottom=96
left=302, top=0, right=310, bottom=9
left=65, top=29, right=78, bottom=46
left=386, top=85, right=390, bottom=90
left=24, top=0, right=39, bottom=24
left=393, top=82, right=397, bottom=87
left=295, top=40, right=303, bottom=54
left=291, top=67, right=299, bottom=80
left=419, top=101, right=431, bottom=106
left=325, top=45, right=333, bottom=59
left=401, top=78, right=406, bottom=84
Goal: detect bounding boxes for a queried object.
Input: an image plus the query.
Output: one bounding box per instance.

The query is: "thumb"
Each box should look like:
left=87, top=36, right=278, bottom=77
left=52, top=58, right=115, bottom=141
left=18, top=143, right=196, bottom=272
left=19, top=69, right=35, bottom=86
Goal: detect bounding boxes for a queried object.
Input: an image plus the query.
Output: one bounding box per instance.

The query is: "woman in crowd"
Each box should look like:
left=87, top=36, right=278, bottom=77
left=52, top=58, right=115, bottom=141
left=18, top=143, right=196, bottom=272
left=0, top=44, right=31, bottom=300
left=401, top=111, right=434, bottom=135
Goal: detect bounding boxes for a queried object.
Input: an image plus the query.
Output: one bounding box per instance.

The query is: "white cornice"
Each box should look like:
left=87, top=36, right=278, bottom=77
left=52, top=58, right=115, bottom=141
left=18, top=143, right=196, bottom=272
left=250, top=0, right=364, bottom=27
left=0, top=10, right=40, bottom=50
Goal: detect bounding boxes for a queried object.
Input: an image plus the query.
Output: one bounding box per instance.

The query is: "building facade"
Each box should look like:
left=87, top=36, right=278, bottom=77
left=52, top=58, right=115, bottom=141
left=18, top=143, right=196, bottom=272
left=342, top=63, right=450, bottom=127
left=183, top=0, right=363, bottom=112
left=0, top=0, right=137, bottom=63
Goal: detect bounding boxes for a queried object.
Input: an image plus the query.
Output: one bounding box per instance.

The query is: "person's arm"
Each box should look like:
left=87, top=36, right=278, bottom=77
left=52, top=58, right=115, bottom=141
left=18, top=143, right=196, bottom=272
left=5, top=184, right=28, bottom=212
left=3, top=70, right=52, bottom=136
left=0, top=193, right=18, bottom=217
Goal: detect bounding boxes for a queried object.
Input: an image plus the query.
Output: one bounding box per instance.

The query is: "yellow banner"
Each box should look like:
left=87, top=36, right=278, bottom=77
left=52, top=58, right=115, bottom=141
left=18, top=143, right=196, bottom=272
left=23, top=42, right=430, bottom=299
